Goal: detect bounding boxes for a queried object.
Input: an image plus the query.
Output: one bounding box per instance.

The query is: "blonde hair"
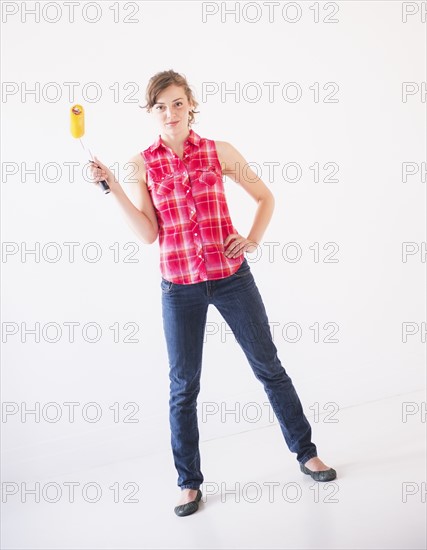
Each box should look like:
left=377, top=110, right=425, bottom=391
left=140, top=69, right=199, bottom=127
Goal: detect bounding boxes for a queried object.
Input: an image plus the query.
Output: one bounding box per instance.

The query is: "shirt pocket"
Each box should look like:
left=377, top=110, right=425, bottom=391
left=193, top=164, right=221, bottom=187
left=150, top=170, right=176, bottom=196
left=148, top=169, right=181, bottom=221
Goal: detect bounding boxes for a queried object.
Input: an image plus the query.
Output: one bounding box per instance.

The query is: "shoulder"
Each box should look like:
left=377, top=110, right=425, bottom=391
left=127, top=152, right=147, bottom=183
left=213, top=140, right=244, bottom=174
left=213, top=139, right=232, bottom=153
left=129, top=151, right=146, bottom=165
left=213, top=140, right=234, bottom=166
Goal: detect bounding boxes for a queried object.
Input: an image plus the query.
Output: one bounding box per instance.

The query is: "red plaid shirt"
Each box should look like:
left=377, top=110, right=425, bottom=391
left=141, top=129, right=244, bottom=284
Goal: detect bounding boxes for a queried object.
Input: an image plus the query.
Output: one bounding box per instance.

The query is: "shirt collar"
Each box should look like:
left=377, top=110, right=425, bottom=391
left=149, top=128, right=200, bottom=153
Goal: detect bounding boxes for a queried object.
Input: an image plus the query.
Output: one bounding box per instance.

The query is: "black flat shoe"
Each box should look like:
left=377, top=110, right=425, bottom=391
left=300, top=462, right=337, bottom=482
left=174, top=489, right=202, bottom=517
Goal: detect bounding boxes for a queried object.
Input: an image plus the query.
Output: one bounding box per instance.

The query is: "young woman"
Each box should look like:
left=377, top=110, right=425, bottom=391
left=89, top=70, right=337, bottom=517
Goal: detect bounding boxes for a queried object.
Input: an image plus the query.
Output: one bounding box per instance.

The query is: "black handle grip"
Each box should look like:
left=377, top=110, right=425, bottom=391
left=98, top=179, right=111, bottom=194
left=89, top=161, right=111, bottom=194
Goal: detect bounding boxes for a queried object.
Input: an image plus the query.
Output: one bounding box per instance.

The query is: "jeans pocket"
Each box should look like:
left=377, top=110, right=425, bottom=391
left=234, top=258, right=251, bottom=277
left=160, top=278, right=174, bottom=293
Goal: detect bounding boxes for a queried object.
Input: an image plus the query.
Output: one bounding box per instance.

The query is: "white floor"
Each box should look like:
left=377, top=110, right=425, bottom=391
left=2, top=389, right=426, bottom=550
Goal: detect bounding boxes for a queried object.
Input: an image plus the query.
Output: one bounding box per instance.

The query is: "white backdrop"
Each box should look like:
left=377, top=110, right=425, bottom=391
left=2, top=0, right=425, bottom=488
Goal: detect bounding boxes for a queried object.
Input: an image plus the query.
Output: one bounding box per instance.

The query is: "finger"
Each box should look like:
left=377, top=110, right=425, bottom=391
left=90, top=167, right=101, bottom=178
left=92, top=156, right=106, bottom=169
left=225, top=240, right=242, bottom=257
left=223, top=233, right=238, bottom=247
left=232, top=240, right=247, bottom=257
left=233, top=246, right=244, bottom=257
left=227, top=240, right=240, bottom=253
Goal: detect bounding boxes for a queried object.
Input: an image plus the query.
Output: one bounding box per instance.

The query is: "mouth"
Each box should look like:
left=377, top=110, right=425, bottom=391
left=166, top=121, right=179, bottom=126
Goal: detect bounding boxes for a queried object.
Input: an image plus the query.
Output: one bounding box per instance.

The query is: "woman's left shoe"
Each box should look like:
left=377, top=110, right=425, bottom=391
left=174, top=489, right=203, bottom=517
left=300, top=462, right=337, bottom=481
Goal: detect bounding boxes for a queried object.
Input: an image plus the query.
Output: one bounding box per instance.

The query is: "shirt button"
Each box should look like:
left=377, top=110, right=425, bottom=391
left=194, top=232, right=198, bottom=236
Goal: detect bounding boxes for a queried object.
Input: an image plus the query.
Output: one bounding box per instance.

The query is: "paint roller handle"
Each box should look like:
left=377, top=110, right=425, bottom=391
left=88, top=157, right=121, bottom=195
left=96, top=176, right=111, bottom=194
left=89, top=160, right=111, bottom=194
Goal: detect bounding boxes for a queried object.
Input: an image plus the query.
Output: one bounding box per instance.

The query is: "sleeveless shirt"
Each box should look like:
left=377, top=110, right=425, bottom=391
left=140, top=129, right=244, bottom=284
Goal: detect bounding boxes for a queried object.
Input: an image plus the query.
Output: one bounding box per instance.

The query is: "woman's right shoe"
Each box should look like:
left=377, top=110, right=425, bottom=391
left=174, top=489, right=202, bottom=517
left=300, top=462, right=337, bottom=481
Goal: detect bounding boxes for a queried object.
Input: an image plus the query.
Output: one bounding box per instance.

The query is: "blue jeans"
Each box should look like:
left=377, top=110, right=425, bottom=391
left=160, top=257, right=318, bottom=490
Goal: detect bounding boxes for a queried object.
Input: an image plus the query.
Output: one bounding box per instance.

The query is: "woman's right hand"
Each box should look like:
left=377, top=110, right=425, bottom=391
left=88, top=156, right=122, bottom=194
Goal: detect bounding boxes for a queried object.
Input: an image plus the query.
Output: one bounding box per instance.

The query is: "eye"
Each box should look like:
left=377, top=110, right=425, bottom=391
left=155, top=105, right=164, bottom=110
left=175, top=102, right=183, bottom=107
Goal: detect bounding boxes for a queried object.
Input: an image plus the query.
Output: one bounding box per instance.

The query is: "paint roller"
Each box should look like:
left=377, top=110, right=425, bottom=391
left=70, top=104, right=110, bottom=194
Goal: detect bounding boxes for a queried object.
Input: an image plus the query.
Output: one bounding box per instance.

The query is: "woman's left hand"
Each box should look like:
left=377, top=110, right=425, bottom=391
left=223, top=233, right=259, bottom=258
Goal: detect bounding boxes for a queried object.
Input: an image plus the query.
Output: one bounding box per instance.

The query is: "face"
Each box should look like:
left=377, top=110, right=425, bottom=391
left=152, top=84, right=193, bottom=135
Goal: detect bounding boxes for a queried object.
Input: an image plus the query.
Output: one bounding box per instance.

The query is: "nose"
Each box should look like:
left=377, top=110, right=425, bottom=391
left=164, top=106, right=174, bottom=118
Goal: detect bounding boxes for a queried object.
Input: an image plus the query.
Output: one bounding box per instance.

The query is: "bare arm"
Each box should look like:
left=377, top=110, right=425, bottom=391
left=118, top=154, right=159, bottom=244
left=91, top=154, right=158, bottom=244
left=215, top=140, right=275, bottom=254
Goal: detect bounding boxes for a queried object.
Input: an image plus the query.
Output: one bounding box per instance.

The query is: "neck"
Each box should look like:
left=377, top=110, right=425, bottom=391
left=160, top=127, right=191, bottom=149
